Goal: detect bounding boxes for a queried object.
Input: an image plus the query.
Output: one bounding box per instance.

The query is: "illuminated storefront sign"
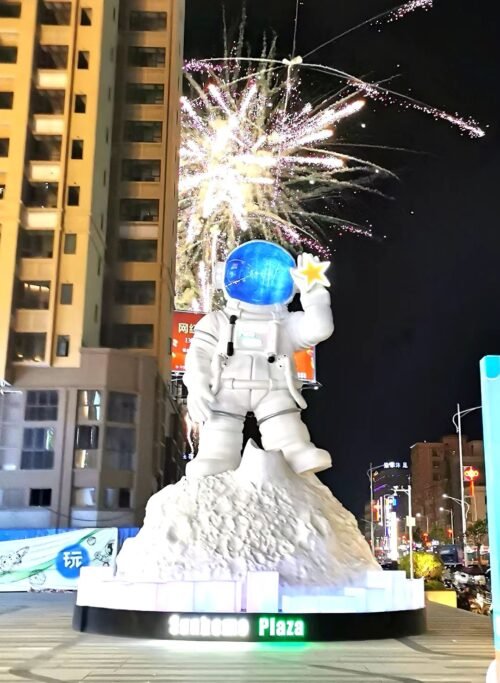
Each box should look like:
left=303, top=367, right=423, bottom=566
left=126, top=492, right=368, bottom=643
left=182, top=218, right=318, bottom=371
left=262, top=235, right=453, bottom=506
left=258, top=616, right=305, bottom=638
left=167, top=614, right=307, bottom=640
left=463, top=466, right=480, bottom=482
left=168, top=614, right=250, bottom=638
left=383, top=461, right=408, bottom=469
left=172, top=311, right=316, bottom=382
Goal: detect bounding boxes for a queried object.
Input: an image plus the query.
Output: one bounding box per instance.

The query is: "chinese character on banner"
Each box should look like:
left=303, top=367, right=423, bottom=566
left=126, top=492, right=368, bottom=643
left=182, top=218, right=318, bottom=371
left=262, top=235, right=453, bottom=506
left=171, top=311, right=317, bottom=382
left=463, top=466, right=480, bottom=482
left=55, top=544, right=89, bottom=579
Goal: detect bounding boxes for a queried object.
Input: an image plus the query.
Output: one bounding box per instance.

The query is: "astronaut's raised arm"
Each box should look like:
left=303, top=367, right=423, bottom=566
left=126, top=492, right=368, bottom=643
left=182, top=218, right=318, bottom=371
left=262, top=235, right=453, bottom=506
left=287, top=286, right=334, bottom=350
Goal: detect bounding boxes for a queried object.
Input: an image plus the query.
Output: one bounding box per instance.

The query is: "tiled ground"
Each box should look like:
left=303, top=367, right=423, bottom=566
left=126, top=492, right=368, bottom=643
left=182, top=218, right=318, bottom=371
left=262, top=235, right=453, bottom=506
left=0, top=592, right=494, bottom=682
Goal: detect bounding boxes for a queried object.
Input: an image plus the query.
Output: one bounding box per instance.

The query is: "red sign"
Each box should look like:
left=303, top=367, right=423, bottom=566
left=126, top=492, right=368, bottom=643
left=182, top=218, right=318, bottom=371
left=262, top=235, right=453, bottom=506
left=463, top=466, right=480, bottom=482
left=171, top=311, right=316, bottom=382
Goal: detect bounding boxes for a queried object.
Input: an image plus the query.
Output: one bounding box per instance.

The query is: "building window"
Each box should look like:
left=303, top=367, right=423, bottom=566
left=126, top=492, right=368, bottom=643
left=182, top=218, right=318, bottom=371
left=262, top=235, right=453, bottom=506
left=13, top=333, right=46, bottom=362
left=128, top=46, right=166, bottom=68
left=17, top=281, right=50, bottom=309
left=73, top=450, right=97, bottom=469
left=25, top=390, right=58, bottom=421
left=71, top=139, right=83, bottom=159
left=67, top=186, right=80, bottom=206
left=72, top=487, right=96, bottom=507
left=94, top=304, right=98, bottom=322
left=0, top=489, right=24, bottom=508
left=19, top=230, right=54, bottom=258
left=119, top=198, right=159, bottom=222
left=22, top=427, right=55, bottom=469
left=60, top=283, right=73, bottom=305
left=75, top=425, right=99, bottom=450
left=29, top=488, right=52, bottom=506
left=129, top=11, right=167, bottom=31
left=0, top=46, right=17, bottom=64
left=97, top=257, right=102, bottom=276
left=108, top=392, right=137, bottom=423
left=64, top=233, right=77, bottom=254
left=23, top=182, right=58, bottom=208
left=104, top=488, right=131, bottom=509
left=0, top=184, right=5, bottom=199
left=124, top=121, right=162, bottom=143
left=122, top=159, right=161, bottom=182
left=77, top=390, right=102, bottom=421
left=36, top=45, right=68, bottom=69
left=112, top=324, right=153, bottom=349
left=0, top=3, right=21, bottom=18
left=80, top=7, right=92, bottom=25
left=0, top=138, right=9, bottom=156
left=0, top=91, right=14, bottom=109
left=29, top=134, right=62, bottom=161
left=103, top=427, right=135, bottom=470
left=77, top=51, right=89, bottom=69
left=118, top=239, right=157, bottom=262
left=39, top=1, right=71, bottom=25
left=0, top=424, right=20, bottom=471
left=74, top=94, right=86, bottom=113
left=125, top=83, right=164, bottom=105
left=56, top=335, right=69, bottom=357
left=115, top=281, right=156, bottom=306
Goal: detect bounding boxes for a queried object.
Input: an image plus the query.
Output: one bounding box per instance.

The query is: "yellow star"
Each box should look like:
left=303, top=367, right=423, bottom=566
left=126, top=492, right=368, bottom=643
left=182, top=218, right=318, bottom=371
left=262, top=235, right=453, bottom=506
left=294, top=253, right=330, bottom=291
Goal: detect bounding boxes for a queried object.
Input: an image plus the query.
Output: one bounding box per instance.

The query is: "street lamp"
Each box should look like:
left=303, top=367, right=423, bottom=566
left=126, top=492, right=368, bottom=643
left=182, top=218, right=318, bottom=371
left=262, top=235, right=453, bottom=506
left=452, top=404, right=481, bottom=567
left=439, top=506, right=455, bottom=544
left=367, top=462, right=386, bottom=553
left=416, top=512, right=429, bottom=534
left=442, top=493, right=471, bottom=518
left=393, top=485, right=414, bottom=580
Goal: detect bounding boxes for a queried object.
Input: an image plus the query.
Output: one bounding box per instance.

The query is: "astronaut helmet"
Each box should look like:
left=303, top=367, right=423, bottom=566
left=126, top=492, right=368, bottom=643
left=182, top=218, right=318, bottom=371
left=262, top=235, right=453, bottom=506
left=221, top=240, right=296, bottom=306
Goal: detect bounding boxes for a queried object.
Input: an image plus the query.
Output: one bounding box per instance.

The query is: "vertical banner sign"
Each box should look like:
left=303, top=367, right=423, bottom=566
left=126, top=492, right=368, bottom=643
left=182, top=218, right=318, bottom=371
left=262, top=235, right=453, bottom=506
left=479, top=356, right=500, bottom=673
left=172, top=311, right=316, bottom=382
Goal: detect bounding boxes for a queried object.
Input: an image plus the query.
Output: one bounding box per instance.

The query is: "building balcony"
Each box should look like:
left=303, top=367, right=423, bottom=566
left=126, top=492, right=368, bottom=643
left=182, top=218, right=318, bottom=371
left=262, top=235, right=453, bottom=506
left=28, top=162, right=60, bottom=183
left=119, top=222, right=158, bottom=240
left=21, top=207, right=59, bottom=229
left=112, top=305, right=156, bottom=325
left=32, top=114, right=64, bottom=136
left=13, top=309, right=50, bottom=333
left=35, top=70, right=68, bottom=89
left=17, top=260, right=54, bottom=283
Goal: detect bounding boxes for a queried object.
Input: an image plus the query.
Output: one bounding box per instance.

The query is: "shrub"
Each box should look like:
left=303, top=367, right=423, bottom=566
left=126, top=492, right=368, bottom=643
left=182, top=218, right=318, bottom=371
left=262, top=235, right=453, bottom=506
left=399, top=551, right=444, bottom=581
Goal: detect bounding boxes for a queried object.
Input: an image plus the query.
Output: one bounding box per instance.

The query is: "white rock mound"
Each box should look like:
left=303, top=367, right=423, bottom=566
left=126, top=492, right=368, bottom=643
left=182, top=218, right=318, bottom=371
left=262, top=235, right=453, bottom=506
left=116, top=440, right=380, bottom=587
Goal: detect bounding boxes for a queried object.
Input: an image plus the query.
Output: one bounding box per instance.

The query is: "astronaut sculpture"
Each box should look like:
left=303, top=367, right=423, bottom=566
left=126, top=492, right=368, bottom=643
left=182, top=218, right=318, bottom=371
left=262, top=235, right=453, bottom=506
left=183, top=240, right=334, bottom=478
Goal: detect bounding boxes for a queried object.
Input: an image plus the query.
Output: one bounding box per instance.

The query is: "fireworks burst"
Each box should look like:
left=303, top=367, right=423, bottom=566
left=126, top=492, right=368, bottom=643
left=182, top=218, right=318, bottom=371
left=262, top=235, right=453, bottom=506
left=177, top=57, right=386, bottom=309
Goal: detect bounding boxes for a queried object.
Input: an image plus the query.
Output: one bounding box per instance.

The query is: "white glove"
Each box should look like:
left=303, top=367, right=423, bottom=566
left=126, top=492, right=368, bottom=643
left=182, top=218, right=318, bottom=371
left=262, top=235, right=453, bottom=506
left=290, top=253, right=331, bottom=294
left=186, top=381, right=216, bottom=424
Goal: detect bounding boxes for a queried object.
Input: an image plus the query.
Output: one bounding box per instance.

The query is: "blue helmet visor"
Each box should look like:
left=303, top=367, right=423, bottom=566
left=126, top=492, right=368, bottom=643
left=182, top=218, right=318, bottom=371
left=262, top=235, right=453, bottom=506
left=224, top=240, right=295, bottom=306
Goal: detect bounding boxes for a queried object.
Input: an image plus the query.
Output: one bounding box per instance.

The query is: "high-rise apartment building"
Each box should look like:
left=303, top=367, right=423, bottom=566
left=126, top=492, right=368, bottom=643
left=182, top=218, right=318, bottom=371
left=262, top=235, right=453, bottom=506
left=0, top=0, right=184, bottom=529
left=411, top=435, right=486, bottom=541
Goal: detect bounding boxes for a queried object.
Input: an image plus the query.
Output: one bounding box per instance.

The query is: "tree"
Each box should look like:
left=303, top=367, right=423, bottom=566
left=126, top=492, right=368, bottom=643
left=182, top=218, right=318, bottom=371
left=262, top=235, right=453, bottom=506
left=467, top=518, right=488, bottom=565
left=429, top=523, right=448, bottom=544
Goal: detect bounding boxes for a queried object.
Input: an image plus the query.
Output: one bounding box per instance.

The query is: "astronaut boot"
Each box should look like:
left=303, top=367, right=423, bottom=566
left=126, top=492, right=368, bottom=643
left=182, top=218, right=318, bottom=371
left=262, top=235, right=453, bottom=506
left=185, top=414, right=244, bottom=479
left=259, top=411, right=332, bottom=475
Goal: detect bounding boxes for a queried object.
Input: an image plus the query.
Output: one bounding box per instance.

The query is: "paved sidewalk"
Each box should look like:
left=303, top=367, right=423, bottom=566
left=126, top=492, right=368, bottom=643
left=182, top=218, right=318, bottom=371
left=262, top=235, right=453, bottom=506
left=0, top=592, right=493, bottom=682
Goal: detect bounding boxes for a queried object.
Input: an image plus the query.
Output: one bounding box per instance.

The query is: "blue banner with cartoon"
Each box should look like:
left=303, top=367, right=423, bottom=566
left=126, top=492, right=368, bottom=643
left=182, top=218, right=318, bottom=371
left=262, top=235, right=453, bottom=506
left=0, top=528, right=118, bottom=591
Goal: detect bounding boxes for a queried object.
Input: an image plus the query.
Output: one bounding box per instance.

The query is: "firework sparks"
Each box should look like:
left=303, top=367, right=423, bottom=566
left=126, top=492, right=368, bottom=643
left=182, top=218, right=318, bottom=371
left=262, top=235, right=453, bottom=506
left=378, top=0, right=433, bottom=24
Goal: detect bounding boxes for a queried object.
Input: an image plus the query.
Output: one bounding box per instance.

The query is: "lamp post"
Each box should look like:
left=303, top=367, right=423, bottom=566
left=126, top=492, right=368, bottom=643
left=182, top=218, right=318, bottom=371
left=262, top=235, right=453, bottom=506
left=416, top=512, right=429, bottom=534
left=393, top=485, right=414, bottom=581
left=439, top=506, right=455, bottom=544
left=367, top=463, right=386, bottom=553
left=452, top=404, right=481, bottom=567
left=442, top=493, right=470, bottom=558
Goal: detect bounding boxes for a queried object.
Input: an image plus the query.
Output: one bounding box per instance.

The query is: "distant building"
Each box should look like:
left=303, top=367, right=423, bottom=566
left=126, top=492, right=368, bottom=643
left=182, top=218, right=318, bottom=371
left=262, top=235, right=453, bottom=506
left=366, top=461, right=411, bottom=554
left=411, top=436, right=486, bottom=542
left=0, top=0, right=185, bottom=528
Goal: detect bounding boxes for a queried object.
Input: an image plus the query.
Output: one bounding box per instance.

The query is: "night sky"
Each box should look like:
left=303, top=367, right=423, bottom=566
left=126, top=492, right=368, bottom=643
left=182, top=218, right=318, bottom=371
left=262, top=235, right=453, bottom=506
left=183, top=1, right=499, bottom=517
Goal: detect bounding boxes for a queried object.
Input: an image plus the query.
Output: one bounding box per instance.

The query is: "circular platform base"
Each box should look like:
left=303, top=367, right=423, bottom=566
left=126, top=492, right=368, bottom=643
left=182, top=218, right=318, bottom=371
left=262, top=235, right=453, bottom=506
left=73, top=605, right=426, bottom=642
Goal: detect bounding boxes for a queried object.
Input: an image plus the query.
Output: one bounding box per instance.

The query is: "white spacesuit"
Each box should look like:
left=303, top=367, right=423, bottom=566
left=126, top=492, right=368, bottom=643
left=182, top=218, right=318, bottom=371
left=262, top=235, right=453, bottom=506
left=183, top=240, right=334, bottom=478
